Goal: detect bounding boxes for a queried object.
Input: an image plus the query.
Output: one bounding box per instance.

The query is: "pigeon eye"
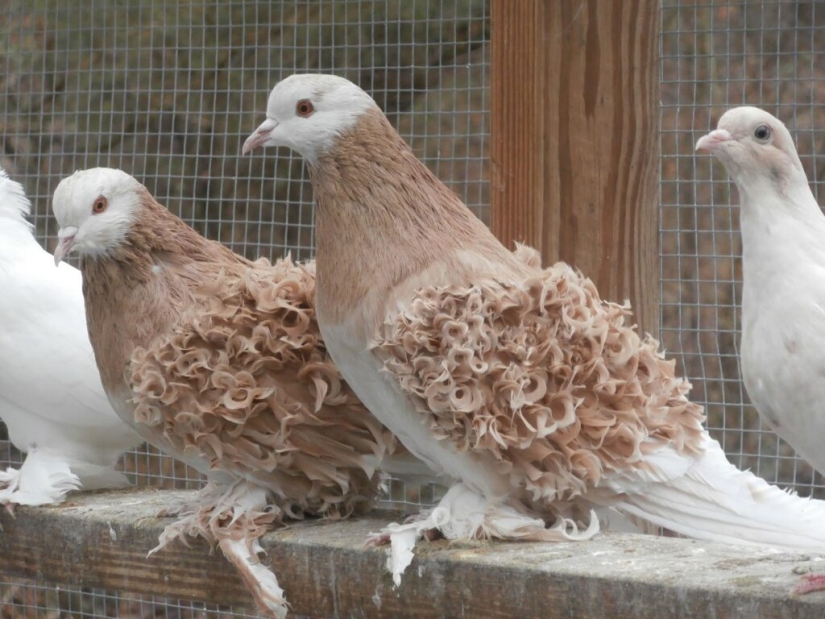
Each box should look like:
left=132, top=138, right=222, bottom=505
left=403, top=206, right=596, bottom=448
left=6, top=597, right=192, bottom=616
left=754, top=124, right=771, bottom=142
left=92, top=196, right=108, bottom=214
left=296, top=99, right=315, bottom=117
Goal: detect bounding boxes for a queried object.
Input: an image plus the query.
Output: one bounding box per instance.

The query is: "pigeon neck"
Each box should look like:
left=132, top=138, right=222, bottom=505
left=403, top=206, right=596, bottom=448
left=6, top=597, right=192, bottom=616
left=116, top=197, right=242, bottom=274
left=79, top=254, right=147, bottom=396
left=736, top=173, right=823, bottom=229
left=308, top=109, right=504, bottom=325
left=737, top=174, right=825, bottom=316
left=79, top=199, right=246, bottom=299
left=79, top=199, right=244, bottom=395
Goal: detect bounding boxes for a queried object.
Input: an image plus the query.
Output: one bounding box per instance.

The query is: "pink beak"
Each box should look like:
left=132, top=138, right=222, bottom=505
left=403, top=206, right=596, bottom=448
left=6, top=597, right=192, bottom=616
left=54, top=227, right=78, bottom=266
left=695, top=129, right=733, bottom=153
left=242, top=118, right=278, bottom=155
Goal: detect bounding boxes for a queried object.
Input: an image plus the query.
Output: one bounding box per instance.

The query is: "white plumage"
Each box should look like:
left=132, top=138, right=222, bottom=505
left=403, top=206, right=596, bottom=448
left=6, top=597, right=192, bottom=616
left=246, top=75, right=825, bottom=585
left=696, top=107, right=825, bottom=478
left=697, top=107, right=825, bottom=595
left=0, top=168, right=141, bottom=507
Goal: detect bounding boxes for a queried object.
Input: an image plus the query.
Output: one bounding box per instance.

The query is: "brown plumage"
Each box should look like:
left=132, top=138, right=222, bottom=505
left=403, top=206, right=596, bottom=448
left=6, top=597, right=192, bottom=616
left=245, top=74, right=825, bottom=586
left=310, top=112, right=705, bottom=497
left=312, top=108, right=519, bottom=330
left=374, top=252, right=705, bottom=504
left=308, top=97, right=706, bottom=500
left=51, top=168, right=400, bottom=617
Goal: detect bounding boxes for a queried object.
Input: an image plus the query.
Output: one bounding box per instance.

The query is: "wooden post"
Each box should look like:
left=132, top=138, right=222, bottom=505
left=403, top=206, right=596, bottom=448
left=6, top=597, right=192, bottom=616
left=491, top=0, right=660, bottom=337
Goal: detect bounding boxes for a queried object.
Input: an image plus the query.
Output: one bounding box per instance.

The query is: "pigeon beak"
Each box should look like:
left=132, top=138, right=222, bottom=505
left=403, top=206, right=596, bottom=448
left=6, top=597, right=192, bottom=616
left=54, top=226, right=78, bottom=266
left=695, top=129, right=733, bottom=153
left=242, top=118, right=279, bottom=154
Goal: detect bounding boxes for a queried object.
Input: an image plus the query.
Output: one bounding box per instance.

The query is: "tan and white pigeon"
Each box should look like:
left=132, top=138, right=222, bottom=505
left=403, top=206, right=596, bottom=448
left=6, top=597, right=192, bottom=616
left=51, top=168, right=406, bottom=618
left=0, top=167, right=140, bottom=509
left=244, top=74, right=825, bottom=585
left=696, top=106, right=825, bottom=594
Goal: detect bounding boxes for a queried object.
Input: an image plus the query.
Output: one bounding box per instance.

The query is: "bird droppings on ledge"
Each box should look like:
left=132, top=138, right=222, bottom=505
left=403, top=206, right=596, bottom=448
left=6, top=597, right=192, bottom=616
left=1, top=487, right=825, bottom=619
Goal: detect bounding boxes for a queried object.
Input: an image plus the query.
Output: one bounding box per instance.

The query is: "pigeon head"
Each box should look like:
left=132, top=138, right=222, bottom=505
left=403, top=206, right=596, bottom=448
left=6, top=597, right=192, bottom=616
left=695, top=107, right=805, bottom=188
left=242, top=74, right=378, bottom=163
left=52, top=168, right=144, bottom=265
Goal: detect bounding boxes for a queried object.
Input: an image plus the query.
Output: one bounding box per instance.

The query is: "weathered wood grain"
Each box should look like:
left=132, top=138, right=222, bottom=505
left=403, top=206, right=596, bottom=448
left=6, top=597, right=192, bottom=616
left=0, top=489, right=824, bottom=618
left=491, top=0, right=660, bottom=337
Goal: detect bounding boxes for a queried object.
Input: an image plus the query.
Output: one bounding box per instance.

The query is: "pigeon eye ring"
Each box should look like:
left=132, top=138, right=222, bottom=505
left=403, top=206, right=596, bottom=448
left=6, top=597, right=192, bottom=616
left=296, top=99, right=314, bottom=117
left=92, top=196, right=108, bottom=214
left=754, top=124, right=771, bottom=142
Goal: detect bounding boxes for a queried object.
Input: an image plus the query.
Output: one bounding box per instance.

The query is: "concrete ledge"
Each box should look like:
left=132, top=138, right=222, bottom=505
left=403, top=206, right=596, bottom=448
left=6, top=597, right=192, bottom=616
left=0, top=488, right=824, bottom=618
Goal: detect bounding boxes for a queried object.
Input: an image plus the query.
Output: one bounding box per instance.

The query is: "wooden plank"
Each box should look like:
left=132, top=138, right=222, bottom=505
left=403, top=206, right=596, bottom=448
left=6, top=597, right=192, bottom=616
left=0, top=489, right=251, bottom=607
left=0, top=488, right=823, bottom=618
left=491, top=0, right=661, bottom=337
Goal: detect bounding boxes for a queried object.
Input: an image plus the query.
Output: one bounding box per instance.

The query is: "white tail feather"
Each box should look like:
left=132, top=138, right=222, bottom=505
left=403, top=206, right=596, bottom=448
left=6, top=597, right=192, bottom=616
left=609, top=436, right=825, bottom=552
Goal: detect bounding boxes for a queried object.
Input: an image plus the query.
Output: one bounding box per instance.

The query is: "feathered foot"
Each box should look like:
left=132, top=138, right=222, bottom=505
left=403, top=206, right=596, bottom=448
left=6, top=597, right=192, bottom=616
left=0, top=467, right=21, bottom=515
left=0, top=454, right=80, bottom=508
left=366, top=510, right=445, bottom=548
left=793, top=574, right=825, bottom=595
left=219, top=537, right=288, bottom=619
left=370, top=483, right=599, bottom=587
left=149, top=479, right=288, bottom=617
left=149, top=481, right=222, bottom=553
left=150, top=482, right=222, bottom=539
left=0, top=467, right=20, bottom=486
left=149, top=480, right=265, bottom=553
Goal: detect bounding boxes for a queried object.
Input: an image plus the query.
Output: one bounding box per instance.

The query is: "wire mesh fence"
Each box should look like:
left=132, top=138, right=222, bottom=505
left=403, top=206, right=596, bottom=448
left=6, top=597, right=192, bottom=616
left=0, top=1, right=486, bottom=615
left=660, top=0, right=825, bottom=498
left=1, top=577, right=258, bottom=619
left=0, top=0, right=490, bottom=493
left=1, top=0, right=824, bottom=616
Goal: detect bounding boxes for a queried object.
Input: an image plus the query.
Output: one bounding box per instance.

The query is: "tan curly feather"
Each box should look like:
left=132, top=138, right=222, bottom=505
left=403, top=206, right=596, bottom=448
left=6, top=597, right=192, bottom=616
left=64, top=173, right=406, bottom=616
left=372, top=253, right=705, bottom=504
left=129, top=255, right=390, bottom=521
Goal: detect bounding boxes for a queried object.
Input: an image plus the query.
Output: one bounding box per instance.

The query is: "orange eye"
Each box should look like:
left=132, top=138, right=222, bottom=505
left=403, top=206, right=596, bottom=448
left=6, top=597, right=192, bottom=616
left=92, top=196, right=108, bottom=214
left=296, top=99, right=315, bottom=117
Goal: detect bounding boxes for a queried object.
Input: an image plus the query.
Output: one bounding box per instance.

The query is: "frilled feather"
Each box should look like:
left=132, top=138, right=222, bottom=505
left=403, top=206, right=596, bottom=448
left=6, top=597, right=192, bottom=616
left=130, top=255, right=391, bottom=521
left=56, top=169, right=403, bottom=618
left=372, top=252, right=705, bottom=504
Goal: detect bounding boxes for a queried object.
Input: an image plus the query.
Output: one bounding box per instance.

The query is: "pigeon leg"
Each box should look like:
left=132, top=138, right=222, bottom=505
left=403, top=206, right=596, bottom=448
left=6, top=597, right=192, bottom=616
left=365, top=510, right=441, bottom=547
left=150, top=478, right=288, bottom=616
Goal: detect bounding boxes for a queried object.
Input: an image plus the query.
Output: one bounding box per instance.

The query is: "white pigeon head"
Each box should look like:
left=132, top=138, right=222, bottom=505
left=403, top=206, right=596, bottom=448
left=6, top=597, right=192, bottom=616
left=242, top=74, right=378, bottom=163
left=52, top=168, right=144, bottom=265
left=695, top=107, right=805, bottom=187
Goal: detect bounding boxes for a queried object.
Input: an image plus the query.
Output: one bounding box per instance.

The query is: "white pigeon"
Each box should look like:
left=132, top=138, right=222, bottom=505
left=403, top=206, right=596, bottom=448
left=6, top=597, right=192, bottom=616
left=0, top=167, right=141, bottom=508
left=697, top=107, right=825, bottom=595
left=696, top=107, right=825, bottom=478
left=244, top=74, right=825, bottom=586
